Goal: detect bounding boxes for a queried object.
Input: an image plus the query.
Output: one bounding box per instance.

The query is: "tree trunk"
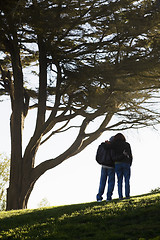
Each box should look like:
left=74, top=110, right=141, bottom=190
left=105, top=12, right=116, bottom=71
left=6, top=103, right=24, bottom=210
left=7, top=157, right=35, bottom=209
left=6, top=21, right=25, bottom=210
left=6, top=32, right=48, bottom=210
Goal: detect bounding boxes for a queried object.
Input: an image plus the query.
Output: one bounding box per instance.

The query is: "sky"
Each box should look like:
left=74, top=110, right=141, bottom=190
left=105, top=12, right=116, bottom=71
left=0, top=99, right=160, bottom=209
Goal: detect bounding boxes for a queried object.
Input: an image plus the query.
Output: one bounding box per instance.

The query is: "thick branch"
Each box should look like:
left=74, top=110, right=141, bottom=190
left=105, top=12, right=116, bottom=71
left=31, top=117, right=89, bottom=181
left=34, top=36, right=47, bottom=132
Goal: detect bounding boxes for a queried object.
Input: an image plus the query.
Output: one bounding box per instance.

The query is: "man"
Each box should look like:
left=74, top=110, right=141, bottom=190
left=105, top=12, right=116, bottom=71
left=96, top=136, right=115, bottom=202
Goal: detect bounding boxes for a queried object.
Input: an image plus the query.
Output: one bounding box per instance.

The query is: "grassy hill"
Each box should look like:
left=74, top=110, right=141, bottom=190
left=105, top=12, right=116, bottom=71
left=0, top=193, right=160, bottom=240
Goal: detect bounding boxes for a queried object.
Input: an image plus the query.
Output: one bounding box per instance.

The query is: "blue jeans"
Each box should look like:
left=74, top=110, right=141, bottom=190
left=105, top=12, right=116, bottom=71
left=115, top=163, right=131, bottom=199
left=97, top=167, right=115, bottom=201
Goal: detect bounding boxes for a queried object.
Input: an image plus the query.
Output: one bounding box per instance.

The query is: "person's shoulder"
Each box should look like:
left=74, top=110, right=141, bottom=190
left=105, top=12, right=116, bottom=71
left=99, top=142, right=106, bottom=148
left=103, top=141, right=112, bottom=149
left=125, top=141, right=131, bottom=148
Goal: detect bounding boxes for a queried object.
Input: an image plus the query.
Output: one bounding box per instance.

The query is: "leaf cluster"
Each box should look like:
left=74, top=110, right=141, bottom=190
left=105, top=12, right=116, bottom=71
left=0, top=154, right=10, bottom=211
left=0, top=0, right=160, bottom=162
left=0, top=1, right=160, bottom=105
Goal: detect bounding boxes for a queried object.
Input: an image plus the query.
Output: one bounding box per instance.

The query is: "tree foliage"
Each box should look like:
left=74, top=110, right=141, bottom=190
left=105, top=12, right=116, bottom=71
left=37, top=197, right=50, bottom=208
left=0, top=154, right=10, bottom=211
left=0, top=0, right=160, bottom=210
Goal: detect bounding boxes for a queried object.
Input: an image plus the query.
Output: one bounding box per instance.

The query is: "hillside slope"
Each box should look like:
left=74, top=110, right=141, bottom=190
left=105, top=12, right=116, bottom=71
left=0, top=193, right=160, bottom=240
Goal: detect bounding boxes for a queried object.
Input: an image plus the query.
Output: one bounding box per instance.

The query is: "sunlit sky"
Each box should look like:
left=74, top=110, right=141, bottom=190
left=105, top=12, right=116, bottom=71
left=0, top=100, right=160, bottom=209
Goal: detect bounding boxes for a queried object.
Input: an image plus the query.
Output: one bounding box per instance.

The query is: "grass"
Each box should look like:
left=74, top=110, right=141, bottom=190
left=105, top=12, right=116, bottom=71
left=0, top=193, right=160, bottom=240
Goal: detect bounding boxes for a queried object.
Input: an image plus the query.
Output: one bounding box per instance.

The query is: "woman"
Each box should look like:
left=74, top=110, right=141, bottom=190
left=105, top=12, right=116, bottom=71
left=111, top=133, right=133, bottom=199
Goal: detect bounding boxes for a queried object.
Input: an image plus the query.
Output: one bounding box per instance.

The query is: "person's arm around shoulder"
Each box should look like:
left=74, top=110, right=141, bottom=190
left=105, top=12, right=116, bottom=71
left=126, top=142, right=133, bottom=166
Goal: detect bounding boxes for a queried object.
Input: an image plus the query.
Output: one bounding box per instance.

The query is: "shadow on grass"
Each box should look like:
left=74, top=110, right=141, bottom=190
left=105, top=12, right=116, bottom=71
left=0, top=193, right=160, bottom=240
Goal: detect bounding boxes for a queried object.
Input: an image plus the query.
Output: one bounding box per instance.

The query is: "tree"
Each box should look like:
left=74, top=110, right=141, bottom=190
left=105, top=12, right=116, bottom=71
left=37, top=198, right=50, bottom=208
left=0, top=154, right=10, bottom=211
left=0, top=0, right=160, bottom=210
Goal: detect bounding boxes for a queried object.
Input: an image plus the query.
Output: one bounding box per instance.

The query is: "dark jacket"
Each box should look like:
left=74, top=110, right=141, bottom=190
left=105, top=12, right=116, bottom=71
left=101, top=142, right=115, bottom=168
left=111, top=140, right=133, bottom=166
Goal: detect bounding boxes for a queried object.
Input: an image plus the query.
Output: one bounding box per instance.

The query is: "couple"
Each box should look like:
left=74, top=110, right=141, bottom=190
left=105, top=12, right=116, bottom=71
left=96, top=133, right=133, bottom=202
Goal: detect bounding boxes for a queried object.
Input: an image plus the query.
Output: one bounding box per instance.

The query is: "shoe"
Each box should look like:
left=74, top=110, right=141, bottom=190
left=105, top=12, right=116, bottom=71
left=97, top=200, right=102, bottom=202
left=125, top=196, right=130, bottom=199
left=106, top=198, right=112, bottom=202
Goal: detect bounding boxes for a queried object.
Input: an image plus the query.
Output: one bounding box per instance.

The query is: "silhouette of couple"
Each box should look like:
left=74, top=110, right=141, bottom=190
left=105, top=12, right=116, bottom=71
left=96, top=133, right=133, bottom=202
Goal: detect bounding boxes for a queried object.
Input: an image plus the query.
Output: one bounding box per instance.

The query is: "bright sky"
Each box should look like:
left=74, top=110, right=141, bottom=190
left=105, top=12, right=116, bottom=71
left=0, top=100, right=160, bottom=209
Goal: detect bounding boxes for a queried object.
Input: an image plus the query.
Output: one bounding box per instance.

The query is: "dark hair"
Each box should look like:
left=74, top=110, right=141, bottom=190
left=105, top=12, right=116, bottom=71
left=114, top=133, right=126, bottom=142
